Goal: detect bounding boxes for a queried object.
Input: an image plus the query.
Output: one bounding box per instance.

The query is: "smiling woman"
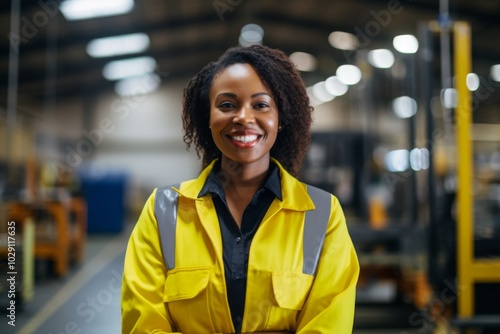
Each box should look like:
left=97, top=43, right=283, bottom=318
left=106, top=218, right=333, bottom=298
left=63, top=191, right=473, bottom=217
left=209, top=63, right=279, bottom=180
left=121, top=45, right=359, bottom=334
left=182, top=45, right=314, bottom=177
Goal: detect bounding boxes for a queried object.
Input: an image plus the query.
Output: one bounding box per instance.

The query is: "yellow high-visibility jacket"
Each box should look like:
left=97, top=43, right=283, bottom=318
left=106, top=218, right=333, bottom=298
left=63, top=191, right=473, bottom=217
left=122, top=159, right=359, bottom=333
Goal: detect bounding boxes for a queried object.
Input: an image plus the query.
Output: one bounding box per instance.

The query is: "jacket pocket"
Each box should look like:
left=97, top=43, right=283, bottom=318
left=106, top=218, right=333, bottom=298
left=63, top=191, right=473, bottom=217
left=164, top=267, right=210, bottom=301
left=271, top=272, right=314, bottom=310
left=163, top=267, right=214, bottom=332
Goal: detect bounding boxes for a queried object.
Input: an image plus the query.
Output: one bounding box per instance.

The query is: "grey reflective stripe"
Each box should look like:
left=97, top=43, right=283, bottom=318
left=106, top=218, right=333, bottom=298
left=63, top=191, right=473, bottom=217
left=154, top=184, right=180, bottom=270
left=303, top=185, right=331, bottom=275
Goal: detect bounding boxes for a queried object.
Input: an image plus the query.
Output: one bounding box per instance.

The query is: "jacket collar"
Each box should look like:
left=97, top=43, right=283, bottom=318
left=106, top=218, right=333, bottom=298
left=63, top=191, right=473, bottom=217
left=197, top=159, right=282, bottom=202
left=177, top=158, right=315, bottom=212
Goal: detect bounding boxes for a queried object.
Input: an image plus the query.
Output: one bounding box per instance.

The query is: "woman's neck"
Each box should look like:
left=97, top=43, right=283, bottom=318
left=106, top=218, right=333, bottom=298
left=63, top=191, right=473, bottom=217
left=220, top=157, right=271, bottom=227
left=220, top=157, right=270, bottom=192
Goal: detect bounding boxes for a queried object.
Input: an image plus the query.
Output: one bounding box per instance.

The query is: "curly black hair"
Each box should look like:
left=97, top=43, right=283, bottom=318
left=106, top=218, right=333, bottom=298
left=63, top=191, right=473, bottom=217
left=181, top=44, right=313, bottom=177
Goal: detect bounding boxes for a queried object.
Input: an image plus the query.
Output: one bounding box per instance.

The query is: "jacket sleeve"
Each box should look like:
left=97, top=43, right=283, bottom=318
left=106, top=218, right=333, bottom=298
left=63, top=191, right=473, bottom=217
left=296, top=195, right=359, bottom=333
left=122, top=189, right=180, bottom=334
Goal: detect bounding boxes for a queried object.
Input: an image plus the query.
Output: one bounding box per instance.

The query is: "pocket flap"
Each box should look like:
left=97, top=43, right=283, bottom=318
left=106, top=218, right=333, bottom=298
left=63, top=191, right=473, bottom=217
left=163, top=267, right=211, bottom=302
left=271, top=272, right=314, bottom=310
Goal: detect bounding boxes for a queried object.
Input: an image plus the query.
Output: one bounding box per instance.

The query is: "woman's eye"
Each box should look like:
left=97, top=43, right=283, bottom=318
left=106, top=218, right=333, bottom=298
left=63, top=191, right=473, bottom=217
left=255, top=102, right=269, bottom=109
left=219, top=102, right=235, bottom=109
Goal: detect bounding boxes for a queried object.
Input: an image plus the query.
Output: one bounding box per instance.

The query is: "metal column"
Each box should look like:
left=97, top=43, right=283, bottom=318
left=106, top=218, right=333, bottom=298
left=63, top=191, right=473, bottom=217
left=419, top=22, right=438, bottom=289
left=6, top=0, right=21, bottom=167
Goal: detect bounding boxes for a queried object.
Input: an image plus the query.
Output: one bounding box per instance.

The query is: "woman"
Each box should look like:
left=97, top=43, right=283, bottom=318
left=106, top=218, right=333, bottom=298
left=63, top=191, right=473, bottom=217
left=122, top=45, right=359, bottom=333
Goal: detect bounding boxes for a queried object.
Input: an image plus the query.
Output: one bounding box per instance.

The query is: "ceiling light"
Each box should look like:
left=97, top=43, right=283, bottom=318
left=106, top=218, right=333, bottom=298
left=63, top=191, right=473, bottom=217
left=466, top=73, right=480, bottom=91
left=289, top=52, right=317, bottom=72
left=87, top=33, right=149, bottom=58
left=60, top=0, right=134, bottom=21
left=306, top=87, right=324, bottom=107
left=410, top=148, right=429, bottom=171
left=490, top=64, right=500, bottom=82
left=441, top=88, right=457, bottom=109
left=392, top=96, right=417, bottom=118
left=103, top=56, right=156, bottom=81
left=393, top=34, right=419, bottom=54
left=312, top=81, right=335, bottom=102
left=239, top=24, right=264, bottom=46
left=368, top=49, right=395, bottom=69
left=324, top=76, right=348, bottom=96
left=336, top=65, right=362, bottom=85
left=385, top=149, right=409, bottom=172
left=328, top=31, right=358, bottom=50
left=115, top=73, right=160, bottom=96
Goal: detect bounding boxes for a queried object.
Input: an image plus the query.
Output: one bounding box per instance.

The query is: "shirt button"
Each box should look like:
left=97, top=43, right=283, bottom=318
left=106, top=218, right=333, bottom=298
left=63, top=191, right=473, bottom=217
left=235, top=237, right=241, bottom=243
left=235, top=273, right=241, bottom=279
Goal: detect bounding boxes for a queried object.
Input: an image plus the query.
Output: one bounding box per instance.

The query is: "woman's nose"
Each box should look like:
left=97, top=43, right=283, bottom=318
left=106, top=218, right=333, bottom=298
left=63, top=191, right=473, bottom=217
left=233, top=106, right=254, bottom=125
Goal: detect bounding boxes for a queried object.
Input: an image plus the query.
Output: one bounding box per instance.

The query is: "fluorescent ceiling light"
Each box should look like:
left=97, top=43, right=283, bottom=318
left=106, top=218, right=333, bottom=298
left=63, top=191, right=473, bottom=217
left=410, top=148, right=429, bottom=171
left=115, top=73, right=160, bottom=96
left=312, top=81, right=335, bottom=102
left=306, top=87, right=324, bottom=107
left=87, top=33, right=149, bottom=58
left=441, top=88, right=457, bottom=109
left=392, top=96, right=417, bottom=118
left=385, top=149, right=409, bottom=172
left=336, top=65, right=362, bottom=85
left=103, top=56, right=156, bottom=81
left=289, top=52, right=317, bottom=72
left=490, top=64, right=500, bottom=82
left=368, top=49, right=395, bottom=69
left=466, top=73, right=480, bottom=91
left=239, top=24, right=264, bottom=46
left=328, top=31, right=358, bottom=50
left=393, top=34, right=419, bottom=54
left=60, top=0, right=134, bottom=21
left=324, top=76, right=348, bottom=96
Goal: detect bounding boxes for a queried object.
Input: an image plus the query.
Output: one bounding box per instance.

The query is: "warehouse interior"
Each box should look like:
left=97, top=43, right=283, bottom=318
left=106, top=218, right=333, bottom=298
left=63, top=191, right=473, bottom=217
left=1, top=0, right=500, bottom=333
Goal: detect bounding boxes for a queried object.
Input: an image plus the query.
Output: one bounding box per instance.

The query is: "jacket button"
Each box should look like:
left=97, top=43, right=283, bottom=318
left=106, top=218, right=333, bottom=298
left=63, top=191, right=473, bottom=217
left=235, top=237, right=241, bottom=243
left=235, top=273, right=241, bottom=279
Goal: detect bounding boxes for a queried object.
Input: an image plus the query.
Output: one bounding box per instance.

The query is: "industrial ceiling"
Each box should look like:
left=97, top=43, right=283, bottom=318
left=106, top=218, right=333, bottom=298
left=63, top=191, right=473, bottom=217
left=1, top=0, right=500, bottom=123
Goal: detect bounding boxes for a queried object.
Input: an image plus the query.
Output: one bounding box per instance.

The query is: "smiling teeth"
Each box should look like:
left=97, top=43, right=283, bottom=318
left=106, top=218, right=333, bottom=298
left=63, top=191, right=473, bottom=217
left=231, top=135, right=258, bottom=143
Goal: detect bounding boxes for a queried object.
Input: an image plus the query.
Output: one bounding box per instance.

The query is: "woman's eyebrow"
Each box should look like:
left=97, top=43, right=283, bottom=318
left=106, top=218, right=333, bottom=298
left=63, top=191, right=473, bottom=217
left=251, top=92, right=271, bottom=98
left=216, top=92, right=237, bottom=98
left=216, top=92, right=271, bottom=98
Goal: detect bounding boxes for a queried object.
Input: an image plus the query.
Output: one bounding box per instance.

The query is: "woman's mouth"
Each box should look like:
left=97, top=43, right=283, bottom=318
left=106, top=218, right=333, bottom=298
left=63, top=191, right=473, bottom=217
left=231, top=135, right=258, bottom=143
left=227, top=134, right=261, bottom=148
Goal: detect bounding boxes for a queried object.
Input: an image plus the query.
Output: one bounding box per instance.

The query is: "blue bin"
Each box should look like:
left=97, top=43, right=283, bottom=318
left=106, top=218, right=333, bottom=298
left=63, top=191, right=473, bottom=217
left=78, top=170, right=128, bottom=233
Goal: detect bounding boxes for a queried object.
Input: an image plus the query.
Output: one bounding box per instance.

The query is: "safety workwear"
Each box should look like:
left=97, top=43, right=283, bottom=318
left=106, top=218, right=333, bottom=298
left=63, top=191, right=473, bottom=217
left=122, top=159, right=359, bottom=333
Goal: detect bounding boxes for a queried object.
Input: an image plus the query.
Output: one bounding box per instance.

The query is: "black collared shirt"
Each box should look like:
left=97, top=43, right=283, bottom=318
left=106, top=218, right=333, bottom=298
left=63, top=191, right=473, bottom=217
left=198, top=160, right=282, bottom=333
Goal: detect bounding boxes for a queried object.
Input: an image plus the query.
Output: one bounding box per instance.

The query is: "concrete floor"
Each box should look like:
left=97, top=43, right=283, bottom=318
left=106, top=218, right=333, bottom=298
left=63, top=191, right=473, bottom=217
left=0, top=229, right=128, bottom=334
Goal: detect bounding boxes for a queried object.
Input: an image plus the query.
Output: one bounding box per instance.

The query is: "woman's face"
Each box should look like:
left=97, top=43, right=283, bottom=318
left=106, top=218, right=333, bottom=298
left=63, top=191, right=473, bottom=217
left=209, top=63, right=279, bottom=168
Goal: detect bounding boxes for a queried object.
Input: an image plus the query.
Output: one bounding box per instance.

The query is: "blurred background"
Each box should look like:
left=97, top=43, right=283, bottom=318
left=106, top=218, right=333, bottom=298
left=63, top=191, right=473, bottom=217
left=1, top=0, right=500, bottom=333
